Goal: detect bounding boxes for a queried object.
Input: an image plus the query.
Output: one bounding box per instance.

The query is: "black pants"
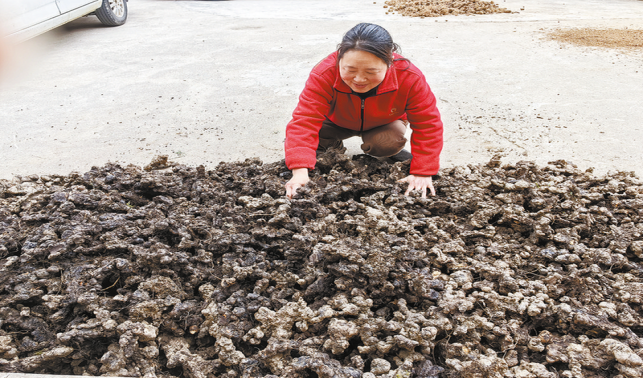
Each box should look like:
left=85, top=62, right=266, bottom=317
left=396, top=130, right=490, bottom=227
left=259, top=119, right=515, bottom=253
left=318, top=119, right=407, bottom=157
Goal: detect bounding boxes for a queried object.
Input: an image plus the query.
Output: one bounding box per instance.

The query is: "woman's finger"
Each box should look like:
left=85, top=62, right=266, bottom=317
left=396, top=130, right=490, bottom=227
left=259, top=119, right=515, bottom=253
left=399, top=175, right=436, bottom=197
left=285, top=184, right=300, bottom=199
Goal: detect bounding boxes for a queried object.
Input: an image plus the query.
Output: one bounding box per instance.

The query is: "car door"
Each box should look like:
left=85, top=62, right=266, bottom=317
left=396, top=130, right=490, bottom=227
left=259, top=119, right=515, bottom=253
left=55, top=0, right=97, bottom=14
left=2, top=0, right=61, bottom=35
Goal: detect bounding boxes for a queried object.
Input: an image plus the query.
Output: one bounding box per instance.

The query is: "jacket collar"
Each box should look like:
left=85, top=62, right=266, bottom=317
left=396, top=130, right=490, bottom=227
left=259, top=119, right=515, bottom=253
left=332, top=52, right=401, bottom=95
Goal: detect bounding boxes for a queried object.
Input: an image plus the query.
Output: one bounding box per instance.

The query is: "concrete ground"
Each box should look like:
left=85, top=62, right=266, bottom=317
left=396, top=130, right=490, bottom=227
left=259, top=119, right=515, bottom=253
left=1, top=0, right=642, bottom=182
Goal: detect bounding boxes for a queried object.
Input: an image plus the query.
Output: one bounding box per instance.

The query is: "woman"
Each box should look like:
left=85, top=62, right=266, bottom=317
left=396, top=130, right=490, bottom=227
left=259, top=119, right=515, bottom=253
left=284, top=23, right=443, bottom=199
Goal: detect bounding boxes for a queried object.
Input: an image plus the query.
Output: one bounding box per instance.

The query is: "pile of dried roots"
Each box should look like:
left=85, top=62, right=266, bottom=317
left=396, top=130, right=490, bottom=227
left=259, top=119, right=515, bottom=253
left=383, top=0, right=512, bottom=17
left=1, top=151, right=642, bottom=378
left=549, top=28, right=643, bottom=50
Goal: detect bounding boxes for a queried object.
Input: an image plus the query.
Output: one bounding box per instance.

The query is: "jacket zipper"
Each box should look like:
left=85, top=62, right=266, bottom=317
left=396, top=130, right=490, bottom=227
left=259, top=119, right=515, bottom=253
left=360, top=98, right=365, bottom=132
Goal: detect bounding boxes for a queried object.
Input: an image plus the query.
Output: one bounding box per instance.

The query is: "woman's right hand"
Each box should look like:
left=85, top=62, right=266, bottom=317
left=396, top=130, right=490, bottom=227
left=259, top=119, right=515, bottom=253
left=285, top=168, right=309, bottom=199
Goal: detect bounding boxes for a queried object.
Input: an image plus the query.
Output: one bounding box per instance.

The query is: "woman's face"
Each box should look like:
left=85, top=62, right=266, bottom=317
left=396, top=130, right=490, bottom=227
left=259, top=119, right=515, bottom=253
left=339, top=49, right=388, bottom=93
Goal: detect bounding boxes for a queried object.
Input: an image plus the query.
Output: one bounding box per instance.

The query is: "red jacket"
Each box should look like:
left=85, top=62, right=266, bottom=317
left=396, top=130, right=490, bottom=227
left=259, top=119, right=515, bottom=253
left=285, top=51, right=443, bottom=176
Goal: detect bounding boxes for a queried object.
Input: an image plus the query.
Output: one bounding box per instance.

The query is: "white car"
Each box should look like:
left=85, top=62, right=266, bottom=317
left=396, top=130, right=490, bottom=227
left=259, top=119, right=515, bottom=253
left=1, top=0, right=128, bottom=42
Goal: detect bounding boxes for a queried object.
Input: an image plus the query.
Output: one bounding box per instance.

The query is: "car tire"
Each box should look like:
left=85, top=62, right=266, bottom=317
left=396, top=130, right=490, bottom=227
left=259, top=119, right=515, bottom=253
left=95, top=0, right=127, bottom=26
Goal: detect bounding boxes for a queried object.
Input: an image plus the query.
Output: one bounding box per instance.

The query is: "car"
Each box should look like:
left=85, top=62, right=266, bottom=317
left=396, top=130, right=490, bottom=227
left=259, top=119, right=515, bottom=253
left=1, top=0, right=128, bottom=43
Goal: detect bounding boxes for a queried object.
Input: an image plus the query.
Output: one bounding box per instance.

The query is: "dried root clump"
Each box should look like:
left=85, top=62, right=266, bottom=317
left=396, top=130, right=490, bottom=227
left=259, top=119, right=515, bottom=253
left=1, top=152, right=642, bottom=378
left=383, top=0, right=512, bottom=17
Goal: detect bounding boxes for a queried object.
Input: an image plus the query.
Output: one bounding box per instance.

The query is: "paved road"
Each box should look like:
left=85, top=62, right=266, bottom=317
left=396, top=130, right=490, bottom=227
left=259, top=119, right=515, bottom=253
left=1, top=0, right=642, bottom=181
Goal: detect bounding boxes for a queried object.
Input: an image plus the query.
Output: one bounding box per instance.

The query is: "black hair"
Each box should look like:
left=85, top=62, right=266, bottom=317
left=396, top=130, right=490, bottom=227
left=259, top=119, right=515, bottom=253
left=337, top=23, right=401, bottom=67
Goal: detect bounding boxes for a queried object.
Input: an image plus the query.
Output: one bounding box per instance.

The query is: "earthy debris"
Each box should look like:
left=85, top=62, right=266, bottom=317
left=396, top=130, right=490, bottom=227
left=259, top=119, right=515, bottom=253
left=383, top=0, right=512, bottom=17
left=144, top=155, right=175, bottom=172
left=548, top=28, right=643, bottom=50
left=1, top=151, right=642, bottom=377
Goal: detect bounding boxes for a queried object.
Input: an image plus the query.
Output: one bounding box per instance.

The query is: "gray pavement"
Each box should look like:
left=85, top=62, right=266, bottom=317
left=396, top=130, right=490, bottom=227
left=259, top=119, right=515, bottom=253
left=1, top=0, right=642, bottom=182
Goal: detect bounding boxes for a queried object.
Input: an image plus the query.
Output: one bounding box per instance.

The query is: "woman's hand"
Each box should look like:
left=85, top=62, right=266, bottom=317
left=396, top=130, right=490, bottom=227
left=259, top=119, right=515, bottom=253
left=285, top=168, right=310, bottom=199
left=397, top=175, right=435, bottom=198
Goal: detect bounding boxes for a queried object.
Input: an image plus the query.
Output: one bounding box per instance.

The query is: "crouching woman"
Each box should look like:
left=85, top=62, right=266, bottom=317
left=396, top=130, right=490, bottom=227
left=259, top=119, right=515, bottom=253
left=284, top=23, right=443, bottom=199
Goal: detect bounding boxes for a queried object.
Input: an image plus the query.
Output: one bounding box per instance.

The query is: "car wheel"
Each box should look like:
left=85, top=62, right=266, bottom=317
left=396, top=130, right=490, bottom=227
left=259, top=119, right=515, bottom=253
left=95, top=0, right=127, bottom=26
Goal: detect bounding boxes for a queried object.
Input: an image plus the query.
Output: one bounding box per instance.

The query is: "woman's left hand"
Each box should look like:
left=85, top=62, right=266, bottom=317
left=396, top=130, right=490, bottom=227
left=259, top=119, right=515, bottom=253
left=397, top=175, right=435, bottom=198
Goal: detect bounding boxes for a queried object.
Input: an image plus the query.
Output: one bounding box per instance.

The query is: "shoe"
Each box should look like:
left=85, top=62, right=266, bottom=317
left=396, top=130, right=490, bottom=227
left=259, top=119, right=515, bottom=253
left=316, top=140, right=345, bottom=156
left=389, top=149, right=412, bottom=162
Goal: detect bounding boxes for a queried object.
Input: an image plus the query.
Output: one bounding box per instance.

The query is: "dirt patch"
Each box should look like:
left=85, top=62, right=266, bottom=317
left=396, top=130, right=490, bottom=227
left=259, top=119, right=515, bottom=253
left=1, top=152, right=643, bottom=377
left=383, top=0, right=512, bottom=17
left=549, top=28, right=643, bottom=49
